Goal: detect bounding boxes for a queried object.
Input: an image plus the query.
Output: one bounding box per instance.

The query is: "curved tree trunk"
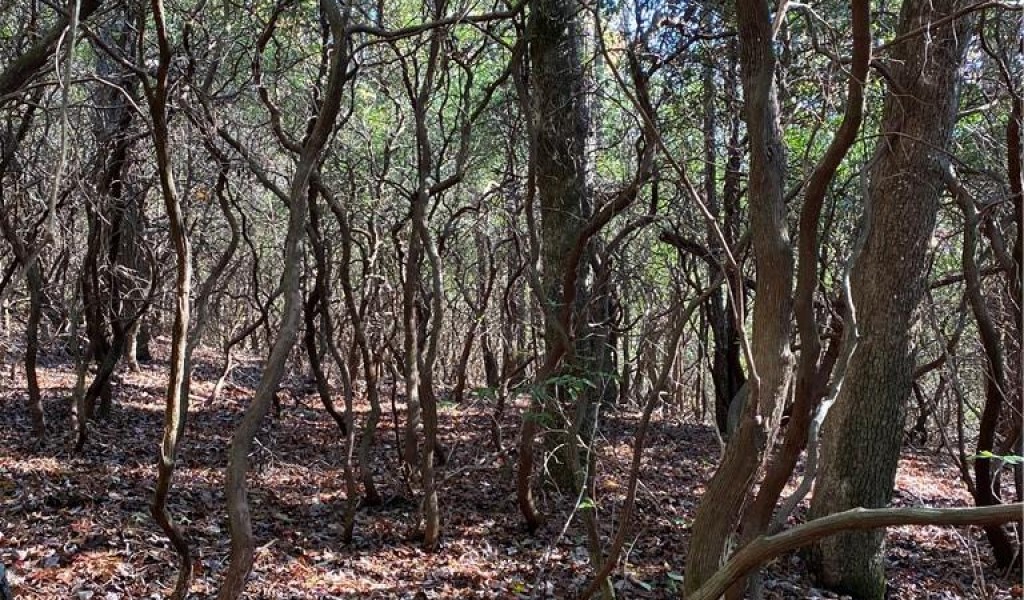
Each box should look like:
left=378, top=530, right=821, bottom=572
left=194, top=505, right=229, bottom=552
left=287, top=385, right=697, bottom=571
left=725, top=3, right=872, bottom=596
left=143, top=0, right=196, bottom=596
left=217, top=2, right=352, bottom=596
left=0, top=103, right=46, bottom=440
left=319, top=179, right=384, bottom=508
left=692, top=503, right=1023, bottom=600
left=945, top=164, right=1019, bottom=567
left=684, top=0, right=794, bottom=593
left=303, top=191, right=347, bottom=436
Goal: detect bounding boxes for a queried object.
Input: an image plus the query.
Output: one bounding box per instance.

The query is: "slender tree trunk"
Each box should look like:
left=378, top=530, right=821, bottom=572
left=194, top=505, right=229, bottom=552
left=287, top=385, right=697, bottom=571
left=401, top=235, right=423, bottom=478
left=0, top=200, right=47, bottom=440
left=24, top=262, right=45, bottom=437
left=320, top=180, right=384, bottom=508
left=945, top=165, right=1019, bottom=567
left=218, top=2, right=352, bottom=596
left=303, top=191, right=347, bottom=436
left=144, top=0, right=193, bottom=596
left=414, top=195, right=444, bottom=549
left=684, top=0, right=794, bottom=592
left=702, top=52, right=747, bottom=435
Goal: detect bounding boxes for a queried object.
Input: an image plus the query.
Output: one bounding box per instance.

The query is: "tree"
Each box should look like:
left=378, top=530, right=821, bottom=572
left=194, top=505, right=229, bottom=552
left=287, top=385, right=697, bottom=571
left=218, top=0, right=355, bottom=596
left=515, top=0, right=596, bottom=528
left=143, top=0, right=194, bottom=595
left=1, top=0, right=1019, bottom=597
left=808, top=0, right=976, bottom=595
left=684, top=0, right=795, bottom=592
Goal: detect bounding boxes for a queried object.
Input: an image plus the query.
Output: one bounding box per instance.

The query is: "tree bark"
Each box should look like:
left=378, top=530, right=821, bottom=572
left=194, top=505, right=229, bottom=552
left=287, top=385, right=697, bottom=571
left=702, top=50, right=747, bottom=436
left=144, top=0, right=193, bottom=596
left=729, top=4, right=872, bottom=596
left=217, top=1, right=352, bottom=596
left=529, top=0, right=597, bottom=491
left=808, top=1, right=974, bottom=596
left=690, top=503, right=1024, bottom=600
left=683, top=0, right=794, bottom=593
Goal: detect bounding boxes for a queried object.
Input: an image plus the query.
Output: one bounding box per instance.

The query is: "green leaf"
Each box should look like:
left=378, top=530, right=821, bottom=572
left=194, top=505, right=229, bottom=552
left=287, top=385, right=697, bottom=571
left=969, top=451, right=1024, bottom=465
left=471, top=386, right=497, bottom=400
left=523, top=410, right=555, bottom=427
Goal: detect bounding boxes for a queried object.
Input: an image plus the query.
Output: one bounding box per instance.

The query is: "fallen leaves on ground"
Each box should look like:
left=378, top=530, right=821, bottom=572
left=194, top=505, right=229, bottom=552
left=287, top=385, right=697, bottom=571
left=0, top=349, right=1016, bottom=599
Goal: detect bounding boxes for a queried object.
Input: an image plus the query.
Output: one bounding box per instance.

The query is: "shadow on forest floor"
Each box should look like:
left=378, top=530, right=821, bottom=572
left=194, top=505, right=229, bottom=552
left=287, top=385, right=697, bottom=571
left=0, top=350, right=1015, bottom=599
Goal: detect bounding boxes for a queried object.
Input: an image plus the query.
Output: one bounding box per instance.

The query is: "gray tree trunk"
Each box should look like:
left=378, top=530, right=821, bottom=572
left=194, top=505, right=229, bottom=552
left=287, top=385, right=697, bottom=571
left=530, top=0, right=598, bottom=490
left=808, top=1, right=974, bottom=596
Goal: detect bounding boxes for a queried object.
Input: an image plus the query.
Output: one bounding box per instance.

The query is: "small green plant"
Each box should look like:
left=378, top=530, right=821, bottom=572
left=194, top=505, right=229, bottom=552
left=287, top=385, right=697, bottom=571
left=470, top=386, right=498, bottom=400
left=523, top=410, right=557, bottom=427
left=533, top=373, right=595, bottom=400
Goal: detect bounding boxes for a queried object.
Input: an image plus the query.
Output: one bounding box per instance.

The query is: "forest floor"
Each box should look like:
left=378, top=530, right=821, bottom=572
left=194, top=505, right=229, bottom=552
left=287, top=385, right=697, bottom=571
left=0, top=346, right=1019, bottom=599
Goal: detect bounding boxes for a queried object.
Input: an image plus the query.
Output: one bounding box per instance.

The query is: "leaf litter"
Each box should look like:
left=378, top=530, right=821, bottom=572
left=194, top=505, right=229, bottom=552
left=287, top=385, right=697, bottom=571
left=0, top=348, right=1017, bottom=599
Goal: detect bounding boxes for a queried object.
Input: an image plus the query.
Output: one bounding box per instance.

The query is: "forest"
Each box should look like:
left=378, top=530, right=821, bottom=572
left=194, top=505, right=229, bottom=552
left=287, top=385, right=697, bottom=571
left=0, top=0, right=1021, bottom=598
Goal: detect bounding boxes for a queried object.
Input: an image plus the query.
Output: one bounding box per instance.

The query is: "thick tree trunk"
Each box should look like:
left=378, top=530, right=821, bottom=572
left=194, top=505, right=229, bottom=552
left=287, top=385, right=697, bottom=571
left=808, top=1, right=973, bottom=596
left=529, top=0, right=597, bottom=491
left=727, top=4, right=872, bottom=596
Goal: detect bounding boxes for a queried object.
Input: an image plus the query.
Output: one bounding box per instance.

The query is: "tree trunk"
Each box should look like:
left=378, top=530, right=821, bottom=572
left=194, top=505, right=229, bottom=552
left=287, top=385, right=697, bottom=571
left=808, top=1, right=974, bottom=595
left=945, top=163, right=1019, bottom=567
left=319, top=180, right=384, bottom=508
left=727, top=3, right=871, bottom=595
left=702, top=50, right=747, bottom=435
left=529, top=0, right=597, bottom=491
left=142, top=1, right=193, bottom=597
left=217, top=2, right=352, bottom=596
left=303, top=192, right=347, bottom=437
left=691, top=503, right=1024, bottom=600
left=24, top=262, right=45, bottom=438
left=684, top=0, right=794, bottom=592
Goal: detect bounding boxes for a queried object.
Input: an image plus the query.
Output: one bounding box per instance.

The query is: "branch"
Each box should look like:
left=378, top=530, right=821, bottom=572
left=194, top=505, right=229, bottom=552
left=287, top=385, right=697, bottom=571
left=345, top=1, right=525, bottom=39
left=0, top=0, right=104, bottom=101
left=688, top=503, right=1024, bottom=600
left=876, top=1, right=1021, bottom=54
